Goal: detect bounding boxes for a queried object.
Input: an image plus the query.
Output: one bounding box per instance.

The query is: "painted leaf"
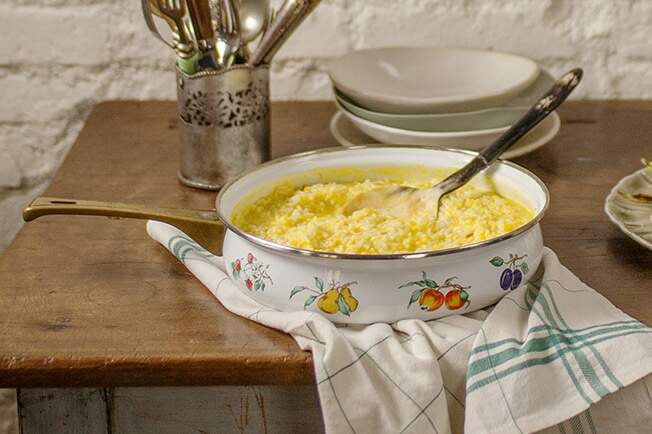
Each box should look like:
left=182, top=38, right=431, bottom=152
left=520, top=262, right=529, bottom=275
left=254, top=280, right=262, bottom=291
left=304, top=295, right=318, bottom=309
left=337, top=294, right=351, bottom=316
left=290, top=286, right=309, bottom=299
left=424, top=278, right=438, bottom=288
left=490, top=256, right=504, bottom=267
left=260, top=282, right=266, bottom=291
left=408, top=288, right=424, bottom=308
left=420, top=272, right=437, bottom=288
left=444, top=277, right=458, bottom=286
left=314, top=276, right=324, bottom=291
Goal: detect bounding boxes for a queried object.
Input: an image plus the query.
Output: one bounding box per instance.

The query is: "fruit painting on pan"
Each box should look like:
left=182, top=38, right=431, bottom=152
left=489, top=253, right=529, bottom=290
left=290, top=275, right=359, bottom=316
left=399, top=272, right=471, bottom=311
left=230, top=253, right=273, bottom=291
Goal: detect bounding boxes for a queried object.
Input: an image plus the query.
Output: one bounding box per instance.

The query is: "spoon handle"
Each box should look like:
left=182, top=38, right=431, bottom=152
left=435, top=68, right=583, bottom=195
left=249, top=0, right=321, bottom=66
left=188, top=0, right=215, bottom=43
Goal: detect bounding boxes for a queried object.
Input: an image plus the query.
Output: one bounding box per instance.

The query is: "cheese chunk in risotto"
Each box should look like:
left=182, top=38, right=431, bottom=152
left=232, top=177, right=534, bottom=255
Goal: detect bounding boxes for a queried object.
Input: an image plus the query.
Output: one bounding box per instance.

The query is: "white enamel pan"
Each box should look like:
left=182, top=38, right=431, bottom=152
left=23, top=146, right=548, bottom=324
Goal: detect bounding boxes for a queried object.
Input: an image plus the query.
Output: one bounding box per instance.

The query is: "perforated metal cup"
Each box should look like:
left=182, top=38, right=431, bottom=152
left=176, top=65, right=271, bottom=190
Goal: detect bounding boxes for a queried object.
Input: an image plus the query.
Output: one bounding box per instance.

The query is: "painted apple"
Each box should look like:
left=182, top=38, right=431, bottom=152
left=418, top=288, right=445, bottom=311
left=445, top=288, right=470, bottom=310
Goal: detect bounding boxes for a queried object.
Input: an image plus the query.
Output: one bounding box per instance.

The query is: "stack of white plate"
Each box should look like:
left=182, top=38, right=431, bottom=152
left=327, top=47, right=561, bottom=159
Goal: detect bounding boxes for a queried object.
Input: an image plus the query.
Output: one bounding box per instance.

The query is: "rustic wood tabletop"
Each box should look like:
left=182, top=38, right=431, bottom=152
left=0, top=100, right=650, bottom=388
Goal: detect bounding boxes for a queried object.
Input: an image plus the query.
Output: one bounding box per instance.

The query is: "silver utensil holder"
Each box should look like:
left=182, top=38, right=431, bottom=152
left=176, top=65, right=271, bottom=190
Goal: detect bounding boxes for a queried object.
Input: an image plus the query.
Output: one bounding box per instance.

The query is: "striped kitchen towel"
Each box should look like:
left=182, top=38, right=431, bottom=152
left=148, top=221, right=652, bottom=434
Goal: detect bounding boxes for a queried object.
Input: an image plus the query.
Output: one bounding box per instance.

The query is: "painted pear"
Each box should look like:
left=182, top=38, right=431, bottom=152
left=340, top=287, right=358, bottom=312
left=318, top=288, right=339, bottom=314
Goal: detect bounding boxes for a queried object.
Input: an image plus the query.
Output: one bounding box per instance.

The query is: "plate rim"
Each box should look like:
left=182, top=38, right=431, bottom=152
left=335, top=99, right=511, bottom=137
left=329, top=110, right=560, bottom=160
left=335, top=90, right=530, bottom=121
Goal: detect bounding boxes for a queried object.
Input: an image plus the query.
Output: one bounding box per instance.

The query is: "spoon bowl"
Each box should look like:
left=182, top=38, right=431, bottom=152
left=239, top=0, right=270, bottom=44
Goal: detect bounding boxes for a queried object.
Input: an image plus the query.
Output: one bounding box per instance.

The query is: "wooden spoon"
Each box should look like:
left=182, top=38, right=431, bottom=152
left=342, top=68, right=583, bottom=218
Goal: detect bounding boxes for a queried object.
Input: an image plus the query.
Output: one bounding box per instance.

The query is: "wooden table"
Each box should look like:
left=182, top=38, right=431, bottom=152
left=1, top=101, right=650, bottom=433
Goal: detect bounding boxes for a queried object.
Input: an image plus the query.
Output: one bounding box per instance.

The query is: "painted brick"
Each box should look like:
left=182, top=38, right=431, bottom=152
left=0, top=3, right=112, bottom=65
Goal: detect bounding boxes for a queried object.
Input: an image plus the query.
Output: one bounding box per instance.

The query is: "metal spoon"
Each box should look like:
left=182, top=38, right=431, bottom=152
left=214, top=0, right=241, bottom=68
left=239, top=0, right=270, bottom=47
left=342, top=68, right=583, bottom=219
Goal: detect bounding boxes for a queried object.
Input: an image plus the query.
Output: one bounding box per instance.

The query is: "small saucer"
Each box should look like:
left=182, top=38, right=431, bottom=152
left=329, top=110, right=560, bottom=160
left=604, top=168, right=652, bottom=250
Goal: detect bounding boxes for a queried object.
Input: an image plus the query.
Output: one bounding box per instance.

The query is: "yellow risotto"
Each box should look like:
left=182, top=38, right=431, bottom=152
left=232, top=172, right=534, bottom=255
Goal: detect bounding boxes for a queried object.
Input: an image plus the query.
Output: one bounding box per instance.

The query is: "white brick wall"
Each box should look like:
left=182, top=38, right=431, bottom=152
left=1, top=0, right=652, bottom=431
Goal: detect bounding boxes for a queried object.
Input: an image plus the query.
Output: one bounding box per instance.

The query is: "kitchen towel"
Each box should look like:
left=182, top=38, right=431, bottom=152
left=148, top=221, right=652, bottom=434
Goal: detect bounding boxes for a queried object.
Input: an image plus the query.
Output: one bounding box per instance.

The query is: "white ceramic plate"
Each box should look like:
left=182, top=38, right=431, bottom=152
left=328, top=47, right=540, bottom=114
left=331, top=70, right=555, bottom=132
left=333, top=98, right=561, bottom=154
left=604, top=168, right=652, bottom=250
left=329, top=110, right=560, bottom=160
left=336, top=91, right=529, bottom=132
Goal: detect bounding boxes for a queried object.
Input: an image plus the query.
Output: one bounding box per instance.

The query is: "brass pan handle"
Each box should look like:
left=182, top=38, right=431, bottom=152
left=23, top=197, right=225, bottom=256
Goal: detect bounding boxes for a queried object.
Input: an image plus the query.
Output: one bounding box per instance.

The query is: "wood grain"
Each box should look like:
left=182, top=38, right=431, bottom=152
left=17, top=388, right=109, bottom=434
left=18, top=379, right=652, bottom=433
left=111, top=386, right=323, bottom=433
left=0, top=100, right=650, bottom=388
left=18, top=386, right=323, bottom=434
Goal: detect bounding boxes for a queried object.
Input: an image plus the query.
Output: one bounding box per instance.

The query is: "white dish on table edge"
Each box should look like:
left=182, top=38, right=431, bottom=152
left=330, top=109, right=560, bottom=159
left=604, top=168, right=652, bottom=250
left=327, top=47, right=540, bottom=114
